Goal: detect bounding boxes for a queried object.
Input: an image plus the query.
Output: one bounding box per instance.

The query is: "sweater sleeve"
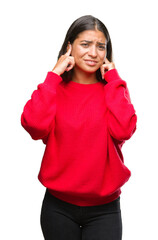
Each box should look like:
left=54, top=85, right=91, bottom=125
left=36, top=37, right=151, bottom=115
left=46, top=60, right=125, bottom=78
left=21, top=72, right=62, bottom=141
left=104, top=69, right=137, bottom=141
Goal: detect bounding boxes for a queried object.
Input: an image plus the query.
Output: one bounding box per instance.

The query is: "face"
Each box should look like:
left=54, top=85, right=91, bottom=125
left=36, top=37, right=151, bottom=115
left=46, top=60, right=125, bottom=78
left=71, top=29, right=107, bottom=74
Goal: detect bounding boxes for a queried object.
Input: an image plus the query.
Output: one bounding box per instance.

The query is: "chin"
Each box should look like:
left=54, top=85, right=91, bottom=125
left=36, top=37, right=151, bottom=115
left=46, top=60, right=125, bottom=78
left=81, top=64, right=99, bottom=71
left=83, top=66, right=100, bottom=73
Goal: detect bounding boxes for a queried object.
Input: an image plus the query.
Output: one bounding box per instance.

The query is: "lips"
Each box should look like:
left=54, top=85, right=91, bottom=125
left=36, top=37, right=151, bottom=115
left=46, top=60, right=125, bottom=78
left=84, top=59, right=98, bottom=66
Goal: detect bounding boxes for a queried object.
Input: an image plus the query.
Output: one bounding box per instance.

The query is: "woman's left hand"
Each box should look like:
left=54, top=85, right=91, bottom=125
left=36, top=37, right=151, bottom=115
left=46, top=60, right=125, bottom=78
left=100, top=58, right=115, bottom=79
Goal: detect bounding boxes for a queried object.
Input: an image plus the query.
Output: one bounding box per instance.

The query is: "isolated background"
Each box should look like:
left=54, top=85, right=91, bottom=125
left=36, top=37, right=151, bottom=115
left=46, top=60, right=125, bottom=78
left=0, top=0, right=157, bottom=239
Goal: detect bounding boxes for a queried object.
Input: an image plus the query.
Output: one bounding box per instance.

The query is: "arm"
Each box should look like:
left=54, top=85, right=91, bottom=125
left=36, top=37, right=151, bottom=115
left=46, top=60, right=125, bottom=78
left=21, top=72, right=62, bottom=140
left=104, top=69, right=137, bottom=141
left=21, top=45, right=75, bottom=142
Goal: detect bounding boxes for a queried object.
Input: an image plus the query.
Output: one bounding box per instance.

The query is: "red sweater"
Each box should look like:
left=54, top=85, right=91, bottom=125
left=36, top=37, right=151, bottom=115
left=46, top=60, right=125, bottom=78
left=21, top=69, right=137, bottom=206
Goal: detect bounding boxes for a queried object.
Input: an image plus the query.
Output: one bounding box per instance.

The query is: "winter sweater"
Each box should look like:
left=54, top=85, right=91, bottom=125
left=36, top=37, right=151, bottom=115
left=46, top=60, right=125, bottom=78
left=21, top=69, right=137, bottom=206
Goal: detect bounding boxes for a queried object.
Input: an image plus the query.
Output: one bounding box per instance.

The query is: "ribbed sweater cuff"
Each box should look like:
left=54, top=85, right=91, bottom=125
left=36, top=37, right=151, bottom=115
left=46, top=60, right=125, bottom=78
left=43, top=71, right=63, bottom=89
left=104, top=69, right=121, bottom=82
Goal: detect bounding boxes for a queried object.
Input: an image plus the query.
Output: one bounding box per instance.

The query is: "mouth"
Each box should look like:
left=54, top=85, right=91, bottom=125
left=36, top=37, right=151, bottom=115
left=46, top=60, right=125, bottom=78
left=84, top=59, right=98, bottom=66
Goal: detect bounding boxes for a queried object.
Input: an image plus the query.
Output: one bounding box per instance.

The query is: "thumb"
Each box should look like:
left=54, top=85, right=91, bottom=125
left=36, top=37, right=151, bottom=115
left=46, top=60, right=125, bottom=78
left=100, top=64, right=108, bottom=79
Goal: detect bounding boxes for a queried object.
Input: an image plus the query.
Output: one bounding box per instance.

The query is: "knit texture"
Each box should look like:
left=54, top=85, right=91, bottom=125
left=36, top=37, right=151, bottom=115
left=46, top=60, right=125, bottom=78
left=21, top=69, right=137, bottom=206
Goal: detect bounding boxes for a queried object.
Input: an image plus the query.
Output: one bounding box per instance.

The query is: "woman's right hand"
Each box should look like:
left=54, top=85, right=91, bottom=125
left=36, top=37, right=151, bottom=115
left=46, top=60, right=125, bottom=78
left=52, top=44, right=75, bottom=76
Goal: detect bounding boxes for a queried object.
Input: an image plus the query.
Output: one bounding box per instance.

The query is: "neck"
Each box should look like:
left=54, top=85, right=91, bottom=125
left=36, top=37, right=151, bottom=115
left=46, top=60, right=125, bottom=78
left=71, top=67, right=98, bottom=84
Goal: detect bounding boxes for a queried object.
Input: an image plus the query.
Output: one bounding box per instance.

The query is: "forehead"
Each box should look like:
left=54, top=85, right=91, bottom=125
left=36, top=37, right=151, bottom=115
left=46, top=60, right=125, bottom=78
left=76, top=30, right=106, bottom=43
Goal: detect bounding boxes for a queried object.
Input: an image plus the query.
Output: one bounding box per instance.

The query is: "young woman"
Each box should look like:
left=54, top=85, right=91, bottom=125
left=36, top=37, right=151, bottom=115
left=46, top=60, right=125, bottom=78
left=21, top=15, right=137, bottom=240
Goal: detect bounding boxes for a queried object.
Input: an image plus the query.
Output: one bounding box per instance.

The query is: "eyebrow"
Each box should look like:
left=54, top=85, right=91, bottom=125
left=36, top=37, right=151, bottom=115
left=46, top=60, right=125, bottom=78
left=80, top=40, right=106, bottom=45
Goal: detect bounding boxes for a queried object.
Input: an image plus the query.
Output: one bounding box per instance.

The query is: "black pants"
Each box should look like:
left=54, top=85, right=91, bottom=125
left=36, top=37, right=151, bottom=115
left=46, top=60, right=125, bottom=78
left=40, top=189, right=122, bottom=240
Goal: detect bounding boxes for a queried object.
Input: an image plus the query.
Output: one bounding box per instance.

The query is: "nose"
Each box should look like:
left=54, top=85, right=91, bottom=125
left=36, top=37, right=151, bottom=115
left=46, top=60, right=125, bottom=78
left=88, top=45, right=97, bottom=58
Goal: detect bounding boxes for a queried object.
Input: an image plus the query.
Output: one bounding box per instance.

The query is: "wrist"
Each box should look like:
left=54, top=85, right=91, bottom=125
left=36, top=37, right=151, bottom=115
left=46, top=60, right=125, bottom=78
left=104, top=69, right=121, bottom=82
left=52, top=68, right=61, bottom=76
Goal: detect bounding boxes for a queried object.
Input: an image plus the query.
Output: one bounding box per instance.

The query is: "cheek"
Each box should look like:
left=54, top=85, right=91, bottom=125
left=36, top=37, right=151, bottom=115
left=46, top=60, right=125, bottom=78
left=72, top=46, right=87, bottom=59
left=99, top=52, right=106, bottom=61
left=96, top=53, right=106, bottom=68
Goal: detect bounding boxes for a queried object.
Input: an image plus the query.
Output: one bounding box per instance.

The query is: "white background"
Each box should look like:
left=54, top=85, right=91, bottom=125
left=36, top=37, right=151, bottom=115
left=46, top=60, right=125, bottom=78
left=0, top=0, right=158, bottom=239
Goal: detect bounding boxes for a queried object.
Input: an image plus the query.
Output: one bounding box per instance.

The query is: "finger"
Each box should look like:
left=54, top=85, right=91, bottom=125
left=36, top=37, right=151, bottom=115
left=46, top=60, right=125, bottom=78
left=100, top=65, right=106, bottom=79
left=66, top=64, right=74, bottom=72
left=66, top=62, right=75, bottom=72
left=103, top=59, right=115, bottom=70
left=66, top=57, right=75, bottom=71
left=65, top=44, right=72, bottom=56
left=100, top=64, right=110, bottom=79
left=100, top=66, right=103, bottom=79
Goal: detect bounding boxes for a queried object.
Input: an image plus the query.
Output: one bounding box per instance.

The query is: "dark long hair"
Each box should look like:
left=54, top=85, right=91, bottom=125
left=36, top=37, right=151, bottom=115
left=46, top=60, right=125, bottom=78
left=58, top=15, right=113, bottom=85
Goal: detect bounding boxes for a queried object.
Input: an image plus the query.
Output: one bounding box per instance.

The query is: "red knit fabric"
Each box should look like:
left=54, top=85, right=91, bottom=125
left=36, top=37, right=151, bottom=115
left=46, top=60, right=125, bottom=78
left=21, top=69, right=137, bottom=206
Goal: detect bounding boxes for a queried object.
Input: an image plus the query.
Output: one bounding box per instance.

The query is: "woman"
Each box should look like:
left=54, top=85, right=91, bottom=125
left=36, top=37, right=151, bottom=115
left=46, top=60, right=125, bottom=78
left=21, top=15, right=137, bottom=240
